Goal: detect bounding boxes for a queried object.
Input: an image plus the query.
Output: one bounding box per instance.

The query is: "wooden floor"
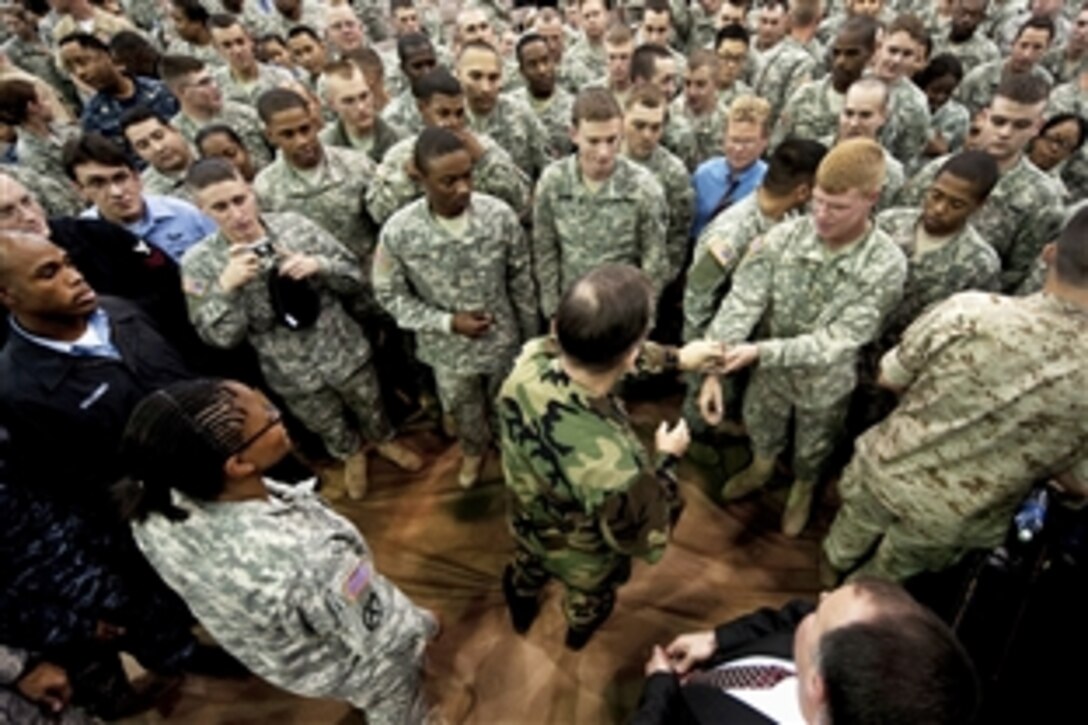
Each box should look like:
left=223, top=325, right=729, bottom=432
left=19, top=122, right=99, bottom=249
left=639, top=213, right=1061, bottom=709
left=123, top=396, right=828, bottom=724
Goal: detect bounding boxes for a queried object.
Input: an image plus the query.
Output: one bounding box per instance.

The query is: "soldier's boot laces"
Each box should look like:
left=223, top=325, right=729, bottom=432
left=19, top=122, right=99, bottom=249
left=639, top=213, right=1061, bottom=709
left=376, top=440, right=424, bottom=472
left=458, top=454, right=484, bottom=489
left=502, top=566, right=539, bottom=635
left=781, top=479, right=817, bottom=538
left=344, top=450, right=369, bottom=500
left=721, top=456, right=776, bottom=502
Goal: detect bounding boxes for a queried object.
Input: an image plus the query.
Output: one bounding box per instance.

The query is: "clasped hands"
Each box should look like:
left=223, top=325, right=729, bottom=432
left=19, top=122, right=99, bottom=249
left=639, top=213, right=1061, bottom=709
left=643, top=630, right=718, bottom=679
left=219, top=244, right=324, bottom=293
left=682, top=341, right=761, bottom=427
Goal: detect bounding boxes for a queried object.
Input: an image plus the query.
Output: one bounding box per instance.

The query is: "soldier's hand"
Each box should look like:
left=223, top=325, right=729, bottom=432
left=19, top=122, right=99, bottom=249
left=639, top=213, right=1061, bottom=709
left=452, top=310, right=492, bottom=337
left=723, top=343, right=760, bottom=374
left=664, top=631, right=717, bottom=676
left=219, top=248, right=262, bottom=292
left=678, top=340, right=726, bottom=373
left=279, top=252, right=322, bottom=280
left=655, top=419, right=690, bottom=458
left=699, top=375, right=724, bottom=426
left=16, top=662, right=72, bottom=713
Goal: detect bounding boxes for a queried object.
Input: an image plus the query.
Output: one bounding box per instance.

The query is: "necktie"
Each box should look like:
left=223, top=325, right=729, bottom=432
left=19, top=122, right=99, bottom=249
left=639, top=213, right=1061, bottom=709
left=707, top=173, right=743, bottom=224
left=687, top=663, right=794, bottom=690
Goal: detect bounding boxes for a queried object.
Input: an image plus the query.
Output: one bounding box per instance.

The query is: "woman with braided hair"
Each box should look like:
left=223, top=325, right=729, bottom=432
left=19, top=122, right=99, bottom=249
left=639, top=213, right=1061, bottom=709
left=117, top=379, right=437, bottom=725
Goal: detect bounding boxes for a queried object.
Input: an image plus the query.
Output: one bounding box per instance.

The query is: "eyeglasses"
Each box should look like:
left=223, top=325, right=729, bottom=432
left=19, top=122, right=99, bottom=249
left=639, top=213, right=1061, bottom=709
left=231, top=407, right=283, bottom=455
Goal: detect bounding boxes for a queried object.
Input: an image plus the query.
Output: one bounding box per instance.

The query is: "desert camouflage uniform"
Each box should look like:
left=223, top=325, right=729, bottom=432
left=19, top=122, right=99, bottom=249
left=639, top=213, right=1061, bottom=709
left=671, top=95, right=730, bottom=168
left=772, top=76, right=843, bottom=149
left=706, top=216, right=907, bottom=481
left=954, top=61, right=1054, bottom=116
left=253, top=145, right=378, bottom=264
left=173, top=102, right=274, bottom=170
left=212, top=63, right=296, bottom=107
left=896, top=155, right=1065, bottom=292
left=180, top=211, right=392, bottom=459
left=509, top=86, right=575, bottom=158
left=931, top=31, right=1001, bottom=71
left=531, top=155, right=669, bottom=317
left=366, top=132, right=531, bottom=224
left=380, top=89, right=425, bottom=135
left=467, top=94, right=555, bottom=178
left=825, top=291, right=1088, bottom=582
left=627, top=144, right=695, bottom=281
left=499, top=337, right=685, bottom=629
left=133, top=479, right=437, bottom=725
left=319, top=116, right=405, bottom=163
left=752, top=36, right=817, bottom=125
left=373, top=194, right=537, bottom=455
left=879, top=76, right=931, bottom=166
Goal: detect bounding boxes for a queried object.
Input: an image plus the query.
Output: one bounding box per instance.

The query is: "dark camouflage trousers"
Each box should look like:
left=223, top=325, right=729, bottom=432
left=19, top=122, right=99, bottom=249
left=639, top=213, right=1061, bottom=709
left=508, top=539, right=632, bottom=631
left=282, top=363, right=394, bottom=460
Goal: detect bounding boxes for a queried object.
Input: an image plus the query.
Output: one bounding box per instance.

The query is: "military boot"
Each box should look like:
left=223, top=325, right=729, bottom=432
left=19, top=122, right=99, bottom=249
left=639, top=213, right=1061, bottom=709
left=721, top=456, right=776, bottom=501
left=565, top=606, right=613, bottom=651
left=343, top=450, right=369, bottom=500
left=375, top=440, right=424, bottom=471
left=458, top=453, right=484, bottom=488
left=502, top=566, right=540, bottom=635
left=781, top=479, right=817, bottom=538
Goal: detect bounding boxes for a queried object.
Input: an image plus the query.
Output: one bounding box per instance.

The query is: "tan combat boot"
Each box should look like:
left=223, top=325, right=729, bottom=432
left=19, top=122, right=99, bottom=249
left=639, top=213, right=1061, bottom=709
left=721, top=456, right=776, bottom=501
left=343, top=450, right=369, bottom=500
left=458, top=453, right=484, bottom=489
left=781, top=479, right=817, bottom=538
left=375, top=440, right=424, bottom=472
left=317, top=464, right=347, bottom=501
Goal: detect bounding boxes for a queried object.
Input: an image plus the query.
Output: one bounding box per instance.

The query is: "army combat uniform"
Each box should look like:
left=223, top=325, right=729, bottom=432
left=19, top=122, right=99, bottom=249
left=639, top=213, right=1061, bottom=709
left=532, top=155, right=669, bottom=317
left=825, top=291, right=1088, bottom=582
left=373, top=194, right=538, bottom=457
left=467, top=94, right=556, bottom=180
left=499, top=337, right=685, bottom=630
left=706, top=216, right=907, bottom=483
left=751, top=37, right=817, bottom=126
left=181, top=211, right=393, bottom=460
left=173, top=102, right=274, bottom=171
left=133, top=479, right=437, bottom=725
left=627, top=145, right=695, bottom=282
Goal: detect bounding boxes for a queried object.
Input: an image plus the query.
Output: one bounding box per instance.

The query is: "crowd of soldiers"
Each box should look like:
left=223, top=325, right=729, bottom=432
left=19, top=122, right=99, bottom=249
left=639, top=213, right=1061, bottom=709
left=0, top=0, right=1085, bottom=721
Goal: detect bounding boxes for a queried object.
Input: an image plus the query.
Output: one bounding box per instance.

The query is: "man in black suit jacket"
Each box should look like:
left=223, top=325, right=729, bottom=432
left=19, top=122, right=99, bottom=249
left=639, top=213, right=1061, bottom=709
left=631, top=578, right=980, bottom=725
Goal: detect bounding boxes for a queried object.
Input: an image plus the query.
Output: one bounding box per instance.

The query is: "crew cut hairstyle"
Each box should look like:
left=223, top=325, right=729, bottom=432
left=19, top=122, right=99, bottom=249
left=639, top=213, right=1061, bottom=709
left=397, top=31, right=434, bottom=61
left=412, top=66, right=462, bottom=100
left=62, top=133, right=135, bottom=181
left=171, top=0, right=209, bottom=24
left=1056, top=205, right=1088, bottom=288
left=158, top=54, right=206, bottom=87
left=762, top=138, right=828, bottom=196
left=58, top=31, right=109, bottom=54
left=116, top=380, right=249, bottom=522
left=256, top=86, right=309, bottom=124
left=555, top=264, right=654, bottom=373
left=913, top=52, right=964, bottom=89
left=0, top=79, right=37, bottom=125
left=715, top=21, right=750, bottom=48
left=837, top=15, right=880, bottom=50
left=936, top=150, right=1000, bottom=202
left=1014, top=13, right=1056, bottom=43
left=413, top=126, right=468, bottom=175
left=994, top=71, right=1050, bottom=107
left=516, top=32, right=549, bottom=64
left=209, top=12, right=246, bottom=32
left=572, top=86, right=622, bottom=125
left=629, top=43, right=671, bottom=84
left=185, top=156, right=242, bottom=191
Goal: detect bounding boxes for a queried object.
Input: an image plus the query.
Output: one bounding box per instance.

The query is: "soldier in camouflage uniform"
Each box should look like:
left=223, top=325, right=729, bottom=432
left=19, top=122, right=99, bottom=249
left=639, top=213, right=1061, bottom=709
left=822, top=210, right=1088, bottom=584
left=954, top=16, right=1056, bottom=116
left=182, top=159, right=420, bottom=499
left=930, top=0, right=1001, bottom=71
left=253, top=88, right=378, bottom=265
left=623, top=84, right=695, bottom=283
left=868, top=16, right=932, bottom=166
left=319, top=59, right=405, bottom=164
left=772, top=15, right=877, bottom=148
left=512, top=32, right=576, bottom=158
left=0, top=6, right=81, bottom=112
left=456, top=42, right=555, bottom=179
left=532, top=89, right=670, bottom=318
left=378, top=33, right=439, bottom=135
left=897, top=75, right=1065, bottom=293
left=499, top=264, right=725, bottom=648
left=120, top=108, right=198, bottom=203
left=3, top=164, right=84, bottom=218
left=125, top=380, right=437, bottom=725
left=0, top=78, right=78, bottom=183
left=373, top=129, right=538, bottom=488
left=366, top=67, right=531, bottom=225
left=701, top=140, right=908, bottom=537
left=916, top=54, right=972, bottom=166
left=671, top=49, right=729, bottom=167
left=559, top=0, right=609, bottom=92
left=208, top=16, right=296, bottom=107
left=682, top=139, right=827, bottom=438
left=160, top=55, right=274, bottom=171
left=751, top=22, right=817, bottom=126
left=630, top=44, right=700, bottom=169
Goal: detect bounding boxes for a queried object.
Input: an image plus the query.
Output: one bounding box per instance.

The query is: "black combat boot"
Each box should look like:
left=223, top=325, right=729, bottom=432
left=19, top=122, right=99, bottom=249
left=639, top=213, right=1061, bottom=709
left=503, top=566, right=540, bottom=635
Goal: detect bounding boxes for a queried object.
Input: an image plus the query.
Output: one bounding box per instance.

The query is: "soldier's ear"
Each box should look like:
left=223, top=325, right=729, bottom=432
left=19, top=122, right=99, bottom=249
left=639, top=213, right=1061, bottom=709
left=1041, top=241, right=1057, bottom=267
left=223, top=453, right=258, bottom=480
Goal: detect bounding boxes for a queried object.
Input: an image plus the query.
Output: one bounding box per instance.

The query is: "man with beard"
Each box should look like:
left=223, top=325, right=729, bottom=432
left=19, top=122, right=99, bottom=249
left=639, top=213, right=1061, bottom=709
left=932, top=0, right=1000, bottom=70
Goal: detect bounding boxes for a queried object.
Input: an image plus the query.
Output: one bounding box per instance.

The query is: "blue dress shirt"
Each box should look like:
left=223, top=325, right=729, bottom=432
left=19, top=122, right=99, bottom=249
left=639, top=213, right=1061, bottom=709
left=82, top=195, right=217, bottom=262
left=691, top=157, right=768, bottom=238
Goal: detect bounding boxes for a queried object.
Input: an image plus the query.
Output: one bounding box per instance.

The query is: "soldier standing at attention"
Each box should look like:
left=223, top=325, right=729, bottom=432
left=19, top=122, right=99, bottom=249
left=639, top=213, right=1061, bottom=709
left=180, top=159, right=421, bottom=500
left=822, top=208, right=1088, bottom=585
left=499, top=264, right=724, bottom=650
left=699, top=139, right=908, bottom=537
left=532, top=88, right=669, bottom=319
left=373, top=128, right=538, bottom=489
